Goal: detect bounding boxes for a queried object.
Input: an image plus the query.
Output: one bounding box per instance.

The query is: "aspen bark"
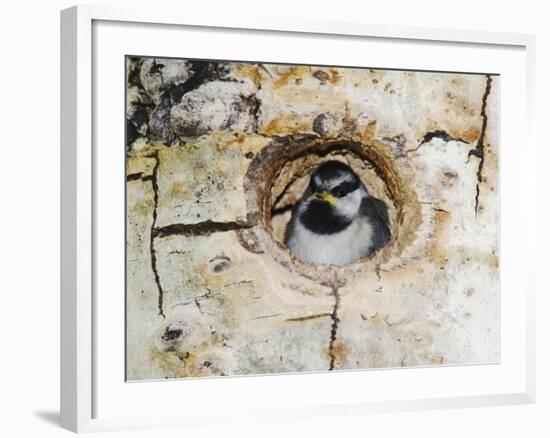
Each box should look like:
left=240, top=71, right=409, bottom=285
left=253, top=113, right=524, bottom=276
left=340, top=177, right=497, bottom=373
left=126, top=58, right=499, bottom=380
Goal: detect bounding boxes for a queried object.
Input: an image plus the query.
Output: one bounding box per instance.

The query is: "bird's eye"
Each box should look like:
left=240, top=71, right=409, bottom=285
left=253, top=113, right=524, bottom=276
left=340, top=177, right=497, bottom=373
left=334, top=189, right=347, bottom=198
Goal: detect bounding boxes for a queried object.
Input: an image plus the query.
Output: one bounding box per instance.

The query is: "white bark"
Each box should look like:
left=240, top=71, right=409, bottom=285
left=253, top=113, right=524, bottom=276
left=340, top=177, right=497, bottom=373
left=126, top=59, right=499, bottom=380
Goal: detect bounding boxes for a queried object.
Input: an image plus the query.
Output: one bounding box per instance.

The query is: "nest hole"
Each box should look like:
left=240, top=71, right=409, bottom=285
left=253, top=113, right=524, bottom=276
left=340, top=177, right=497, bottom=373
left=241, top=137, right=416, bottom=280
left=269, top=150, right=398, bottom=247
left=259, top=139, right=404, bottom=265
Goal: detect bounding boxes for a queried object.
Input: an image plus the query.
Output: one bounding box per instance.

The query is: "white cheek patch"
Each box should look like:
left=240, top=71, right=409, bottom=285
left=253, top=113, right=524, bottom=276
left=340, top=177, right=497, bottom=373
left=337, top=189, right=363, bottom=218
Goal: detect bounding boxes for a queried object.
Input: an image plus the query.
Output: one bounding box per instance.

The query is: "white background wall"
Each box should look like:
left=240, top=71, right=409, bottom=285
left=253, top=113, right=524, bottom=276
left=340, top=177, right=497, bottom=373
left=0, top=0, right=547, bottom=436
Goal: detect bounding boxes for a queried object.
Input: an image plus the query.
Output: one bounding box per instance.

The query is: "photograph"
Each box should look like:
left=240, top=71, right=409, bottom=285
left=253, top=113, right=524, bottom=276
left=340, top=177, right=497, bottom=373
left=125, top=56, right=500, bottom=380
left=1, top=0, right=545, bottom=435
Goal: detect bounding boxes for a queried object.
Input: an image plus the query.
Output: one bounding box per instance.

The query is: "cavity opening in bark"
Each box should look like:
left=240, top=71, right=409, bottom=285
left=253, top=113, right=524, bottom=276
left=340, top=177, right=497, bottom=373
left=268, top=145, right=398, bottom=249
left=238, top=137, right=420, bottom=283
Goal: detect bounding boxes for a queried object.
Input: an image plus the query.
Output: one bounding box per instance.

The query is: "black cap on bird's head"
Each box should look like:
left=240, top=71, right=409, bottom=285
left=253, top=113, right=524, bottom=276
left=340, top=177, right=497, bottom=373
left=312, top=160, right=359, bottom=185
left=308, top=161, right=364, bottom=202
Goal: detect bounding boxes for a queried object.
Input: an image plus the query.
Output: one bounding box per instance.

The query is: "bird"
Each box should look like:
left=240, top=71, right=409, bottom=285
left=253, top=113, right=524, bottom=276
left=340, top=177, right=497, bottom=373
left=284, top=160, right=391, bottom=265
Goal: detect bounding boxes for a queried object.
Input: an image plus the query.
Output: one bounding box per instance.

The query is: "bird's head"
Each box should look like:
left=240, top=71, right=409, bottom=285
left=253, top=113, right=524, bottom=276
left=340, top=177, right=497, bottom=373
left=298, top=161, right=368, bottom=234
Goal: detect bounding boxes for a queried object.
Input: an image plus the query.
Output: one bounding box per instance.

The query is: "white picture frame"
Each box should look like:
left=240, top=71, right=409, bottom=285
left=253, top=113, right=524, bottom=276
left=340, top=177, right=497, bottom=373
left=60, top=4, right=536, bottom=433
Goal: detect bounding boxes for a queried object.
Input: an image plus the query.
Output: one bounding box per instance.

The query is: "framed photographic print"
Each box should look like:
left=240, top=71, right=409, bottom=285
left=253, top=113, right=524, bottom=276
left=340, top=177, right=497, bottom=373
left=61, top=5, right=536, bottom=432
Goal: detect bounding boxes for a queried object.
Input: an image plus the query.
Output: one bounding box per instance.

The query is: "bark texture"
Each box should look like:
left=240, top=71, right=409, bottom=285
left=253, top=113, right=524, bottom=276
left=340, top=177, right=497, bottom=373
left=126, top=57, right=499, bottom=380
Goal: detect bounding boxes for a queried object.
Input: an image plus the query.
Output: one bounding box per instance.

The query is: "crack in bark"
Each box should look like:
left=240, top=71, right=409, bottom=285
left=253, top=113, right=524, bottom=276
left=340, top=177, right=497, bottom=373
left=328, top=285, right=341, bottom=371
left=286, top=313, right=332, bottom=322
left=402, top=130, right=469, bottom=156
left=250, top=313, right=282, bottom=320
left=126, top=172, right=153, bottom=182
left=142, top=149, right=256, bottom=317
left=223, top=280, right=254, bottom=288
left=468, top=75, right=493, bottom=215
left=153, top=220, right=255, bottom=239
left=147, top=151, right=166, bottom=318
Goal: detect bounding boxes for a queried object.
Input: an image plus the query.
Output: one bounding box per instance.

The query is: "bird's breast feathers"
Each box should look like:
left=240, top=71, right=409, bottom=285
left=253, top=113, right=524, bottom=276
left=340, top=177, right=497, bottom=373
left=286, top=217, right=374, bottom=265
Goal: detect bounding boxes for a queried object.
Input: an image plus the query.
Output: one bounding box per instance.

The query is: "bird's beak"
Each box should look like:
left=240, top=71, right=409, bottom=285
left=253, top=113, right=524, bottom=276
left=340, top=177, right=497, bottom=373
left=310, top=191, right=337, bottom=205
